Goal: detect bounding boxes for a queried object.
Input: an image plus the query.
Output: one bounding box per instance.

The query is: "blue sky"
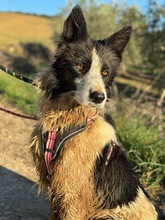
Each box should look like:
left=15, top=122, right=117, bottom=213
left=0, top=0, right=164, bottom=16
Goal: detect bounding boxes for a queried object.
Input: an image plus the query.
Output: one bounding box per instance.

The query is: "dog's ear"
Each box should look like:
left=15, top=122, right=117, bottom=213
left=61, top=5, right=88, bottom=42
left=105, top=26, right=132, bottom=56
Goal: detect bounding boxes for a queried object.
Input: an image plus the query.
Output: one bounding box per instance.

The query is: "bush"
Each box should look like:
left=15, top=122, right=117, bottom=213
left=113, top=101, right=165, bottom=188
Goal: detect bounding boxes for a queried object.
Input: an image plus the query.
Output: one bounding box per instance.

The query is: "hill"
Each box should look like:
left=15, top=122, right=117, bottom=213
left=0, top=12, right=54, bottom=49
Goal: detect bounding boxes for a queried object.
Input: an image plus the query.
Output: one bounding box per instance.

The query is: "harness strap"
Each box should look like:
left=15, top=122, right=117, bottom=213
left=105, top=141, right=116, bottom=166
left=43, top=115, right=115, bottom=181
left=44, top=116, right=96, bottom=181
left=44, top=131, right=57, bottom=181
left=44, top=126, right=87, bottom=181
left=51, top=123, right=87, bottom=160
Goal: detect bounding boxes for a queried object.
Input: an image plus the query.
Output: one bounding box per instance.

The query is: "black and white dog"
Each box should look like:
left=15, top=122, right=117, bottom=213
left=30, top=5, right=158, bottom=220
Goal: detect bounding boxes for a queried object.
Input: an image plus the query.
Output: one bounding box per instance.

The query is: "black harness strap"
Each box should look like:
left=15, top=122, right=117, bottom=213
left=52, top=123, right=88, bottom=160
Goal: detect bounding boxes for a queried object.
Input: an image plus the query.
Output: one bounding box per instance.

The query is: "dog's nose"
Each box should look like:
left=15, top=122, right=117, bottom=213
left=89, top=91, right=105, bottom=104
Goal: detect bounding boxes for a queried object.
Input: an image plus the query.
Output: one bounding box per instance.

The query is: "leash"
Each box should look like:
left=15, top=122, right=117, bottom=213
left=0, top=64, right=38, bottom=120
left=0, top=64, right=36, bottom=86
left=0, top=106, right=38, bottom=121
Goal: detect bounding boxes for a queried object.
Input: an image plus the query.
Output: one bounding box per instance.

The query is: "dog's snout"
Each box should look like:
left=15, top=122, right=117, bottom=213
left=89, top=91, right=105, bottom=104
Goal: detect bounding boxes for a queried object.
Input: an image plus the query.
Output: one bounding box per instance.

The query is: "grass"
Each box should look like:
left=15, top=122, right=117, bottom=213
left=113, top=102, right=165, bottom=189
left=0, top=71, right=38, bottom=115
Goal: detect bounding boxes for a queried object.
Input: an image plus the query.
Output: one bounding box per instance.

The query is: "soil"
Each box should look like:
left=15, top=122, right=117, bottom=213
left=0, top=99, right=164, bottom=220
left=0, top=99, right=49, bottom=220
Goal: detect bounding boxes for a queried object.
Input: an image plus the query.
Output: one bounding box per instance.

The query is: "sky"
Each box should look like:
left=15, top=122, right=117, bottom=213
left=0, top=0, right=164, bottom=16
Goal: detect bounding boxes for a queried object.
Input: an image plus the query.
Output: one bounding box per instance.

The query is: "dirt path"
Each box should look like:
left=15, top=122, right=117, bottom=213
left=0, top=99, right=164, bottom=219
left=0, top=99, right=49, bottom=219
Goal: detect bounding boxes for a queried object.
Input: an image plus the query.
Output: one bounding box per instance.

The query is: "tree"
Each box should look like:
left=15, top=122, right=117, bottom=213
left=52, top=0, right=147, bottom=66
left=143, top=0, right=165, bottom=73
left=118, top=5, right=147, bottom=66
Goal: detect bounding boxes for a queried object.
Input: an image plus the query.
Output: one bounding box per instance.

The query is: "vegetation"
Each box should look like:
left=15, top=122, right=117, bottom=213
left=0, top=72, right=38, bottom=115
left=0, top=0, right=164, bottom=189
left=112, top=101, right=165, bottom=188
left=143, top=0, right=165, bottom=73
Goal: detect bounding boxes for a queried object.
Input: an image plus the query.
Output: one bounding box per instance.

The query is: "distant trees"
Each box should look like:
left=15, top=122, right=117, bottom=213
left=118, top=6, right=147, bottom=66
left=52, top=0, right=165, bottom=73
left=143, top=0, right=165, bottom=73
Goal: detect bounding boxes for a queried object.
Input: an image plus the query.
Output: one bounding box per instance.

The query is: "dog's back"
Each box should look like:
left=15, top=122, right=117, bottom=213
left=30, top=5, right=158, bottom=220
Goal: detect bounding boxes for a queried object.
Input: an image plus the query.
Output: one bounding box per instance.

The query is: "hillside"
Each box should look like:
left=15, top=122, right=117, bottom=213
left=0, top=12, right=54, bottom=48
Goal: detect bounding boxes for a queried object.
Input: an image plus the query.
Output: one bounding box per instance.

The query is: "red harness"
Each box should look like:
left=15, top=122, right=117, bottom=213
left=43, top=116, right=115, bottom=181
left=44, top=131, right=57, bottom=181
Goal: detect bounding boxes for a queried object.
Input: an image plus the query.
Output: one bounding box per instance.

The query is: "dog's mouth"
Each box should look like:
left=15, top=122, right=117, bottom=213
left=73, top=96, right=106, bottom=108
left=86, top=101, right=106, bottom=109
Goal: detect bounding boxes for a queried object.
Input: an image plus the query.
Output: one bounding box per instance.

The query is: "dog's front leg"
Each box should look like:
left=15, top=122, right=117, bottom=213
left=50, top=194, right=56, bottom=220
left=49, top=194, right=62, bottom=220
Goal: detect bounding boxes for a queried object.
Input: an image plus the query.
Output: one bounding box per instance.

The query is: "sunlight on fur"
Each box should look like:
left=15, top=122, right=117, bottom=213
left=30, top=5, right=158, bottom=220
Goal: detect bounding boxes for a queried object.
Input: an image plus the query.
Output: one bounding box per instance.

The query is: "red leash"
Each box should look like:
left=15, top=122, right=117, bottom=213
left=0, top=106, right=38, bottom=121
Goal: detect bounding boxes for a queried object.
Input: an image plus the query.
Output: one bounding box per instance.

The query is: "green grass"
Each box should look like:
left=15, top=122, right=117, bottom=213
left=0, top=71, right=39, bottom=115
left=113, top=103, right=165, bottom=189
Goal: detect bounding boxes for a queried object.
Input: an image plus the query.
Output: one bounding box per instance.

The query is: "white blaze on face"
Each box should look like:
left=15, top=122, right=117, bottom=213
left=75, top=48, right=107, bottom=108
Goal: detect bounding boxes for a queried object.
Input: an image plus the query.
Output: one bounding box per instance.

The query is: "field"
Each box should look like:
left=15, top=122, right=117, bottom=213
left=0, top=12, right=54, bottom=48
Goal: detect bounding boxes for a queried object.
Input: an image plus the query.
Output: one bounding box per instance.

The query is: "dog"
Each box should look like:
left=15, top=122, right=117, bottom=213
left=30, top=5, right=158, bottom=220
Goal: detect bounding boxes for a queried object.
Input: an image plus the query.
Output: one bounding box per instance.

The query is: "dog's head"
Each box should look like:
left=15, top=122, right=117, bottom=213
left=41, top=5, right=132, bottom=109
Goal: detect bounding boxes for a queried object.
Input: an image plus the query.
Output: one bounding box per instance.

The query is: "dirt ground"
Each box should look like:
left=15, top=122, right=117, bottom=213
left=0, top=99, right=49, bottom=219
left=0, top=99, right=164, bottom=220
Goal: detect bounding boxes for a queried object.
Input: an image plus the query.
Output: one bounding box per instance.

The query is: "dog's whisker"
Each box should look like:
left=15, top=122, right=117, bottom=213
left=106, top=98, right=116, bottom=104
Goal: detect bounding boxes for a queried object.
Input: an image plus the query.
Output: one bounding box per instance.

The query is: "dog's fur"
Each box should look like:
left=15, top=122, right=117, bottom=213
left=30, top=5, right=158, bottom=220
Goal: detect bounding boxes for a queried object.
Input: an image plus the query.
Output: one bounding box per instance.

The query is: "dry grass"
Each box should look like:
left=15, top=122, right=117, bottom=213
left=0, top=12, right=54, bottom=48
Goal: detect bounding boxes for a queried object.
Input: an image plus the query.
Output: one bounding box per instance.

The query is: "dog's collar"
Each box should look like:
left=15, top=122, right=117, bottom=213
left=42, top=115, right=96, bottom=181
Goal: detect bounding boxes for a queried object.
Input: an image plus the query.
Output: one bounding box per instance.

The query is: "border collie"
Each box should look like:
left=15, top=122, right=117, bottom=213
left=30, top=5, right=158, bottom=220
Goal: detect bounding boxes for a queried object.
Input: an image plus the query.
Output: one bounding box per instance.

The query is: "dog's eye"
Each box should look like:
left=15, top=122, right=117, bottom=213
left=76, top=64, right=83, bottom=70
left=101, top=70, right=109, bottom=76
